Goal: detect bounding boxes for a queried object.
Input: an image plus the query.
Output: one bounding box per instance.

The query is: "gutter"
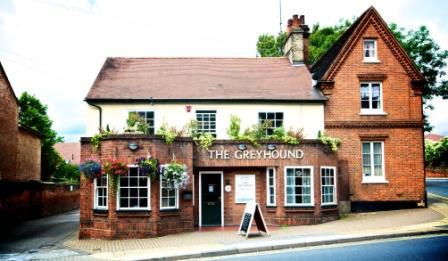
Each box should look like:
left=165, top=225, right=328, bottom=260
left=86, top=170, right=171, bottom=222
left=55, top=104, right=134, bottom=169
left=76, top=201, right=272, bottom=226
left=87, top=102, right=102, bottom=130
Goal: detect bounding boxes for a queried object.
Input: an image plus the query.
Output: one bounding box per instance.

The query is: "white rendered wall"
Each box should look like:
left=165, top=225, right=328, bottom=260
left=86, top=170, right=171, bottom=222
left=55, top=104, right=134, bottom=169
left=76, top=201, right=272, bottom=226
left=85, top=102, right=324, bottom=139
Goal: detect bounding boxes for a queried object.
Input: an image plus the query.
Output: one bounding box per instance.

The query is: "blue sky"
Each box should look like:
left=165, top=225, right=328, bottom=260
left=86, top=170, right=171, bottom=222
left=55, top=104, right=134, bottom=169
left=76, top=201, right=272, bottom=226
left=0, top=0, right=447, bottom=141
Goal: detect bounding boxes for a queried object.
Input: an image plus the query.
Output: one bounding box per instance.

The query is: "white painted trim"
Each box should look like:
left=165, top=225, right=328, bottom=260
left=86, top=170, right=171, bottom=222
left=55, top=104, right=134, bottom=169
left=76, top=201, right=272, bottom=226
left=116, top=165, right=151, bottom=211
left=363, top=39, right=378, bottom=61
left=361, top=141, right=387, bottom=183
left=159, top=174, right=179, bottom=210
left=93, top=175, right=108, bottom=210
left=284, top=166, right=314, bottom=207
left=199, top=171, right=224, bottom=227
left=192, top=174, right=195, bottom=206
left=320, top=166, right=337, bottom=206
left=360, top=82, right=383, bottom=113
left=266, top=167, right=276, bottom=207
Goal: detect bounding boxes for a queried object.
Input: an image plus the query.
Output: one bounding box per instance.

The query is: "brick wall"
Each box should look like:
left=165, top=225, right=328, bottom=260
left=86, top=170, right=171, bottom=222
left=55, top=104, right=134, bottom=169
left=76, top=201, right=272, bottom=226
left=15, top=127, right=41, bottom=181
left=0, top=66, right=19, bottom=181
left=79, top=136, right=194, bottom=239
left=193, top=141, right=340, bottom=227
left=0, top=180, right=79, bottom=228
left=324, top=23, right=425, bottom=204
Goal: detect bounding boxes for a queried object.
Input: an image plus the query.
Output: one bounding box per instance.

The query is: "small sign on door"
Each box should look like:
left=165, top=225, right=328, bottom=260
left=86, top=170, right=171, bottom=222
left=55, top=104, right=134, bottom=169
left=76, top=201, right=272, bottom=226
left=208, top=184, right=214, bottom=192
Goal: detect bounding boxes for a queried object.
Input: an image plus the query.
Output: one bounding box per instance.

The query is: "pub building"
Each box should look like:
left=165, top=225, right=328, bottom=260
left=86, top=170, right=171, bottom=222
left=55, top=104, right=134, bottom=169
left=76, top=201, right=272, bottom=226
left=80, top=7, right=426, bottom=239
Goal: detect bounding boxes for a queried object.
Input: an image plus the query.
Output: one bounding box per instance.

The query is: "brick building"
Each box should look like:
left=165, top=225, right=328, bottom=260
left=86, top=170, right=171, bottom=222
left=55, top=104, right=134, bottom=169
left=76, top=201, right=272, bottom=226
left=80, top=7, right=426, bottom=239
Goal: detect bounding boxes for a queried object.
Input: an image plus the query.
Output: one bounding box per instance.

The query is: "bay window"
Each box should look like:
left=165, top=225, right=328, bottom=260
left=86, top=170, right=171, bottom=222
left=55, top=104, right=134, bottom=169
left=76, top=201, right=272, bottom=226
left=117, top=166, right=151, bottom=210
left=285, top=167, right=313, bottom=206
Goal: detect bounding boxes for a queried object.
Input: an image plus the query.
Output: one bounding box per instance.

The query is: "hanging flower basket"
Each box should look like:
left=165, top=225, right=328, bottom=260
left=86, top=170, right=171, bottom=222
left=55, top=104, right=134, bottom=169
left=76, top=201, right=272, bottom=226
left=80, top=160, right=101, bottom=179
left=102, top=159, right=128, bottom=176
left=136, top=157, right=159, bottom=179
left=161, top=162, right=189, bottom=190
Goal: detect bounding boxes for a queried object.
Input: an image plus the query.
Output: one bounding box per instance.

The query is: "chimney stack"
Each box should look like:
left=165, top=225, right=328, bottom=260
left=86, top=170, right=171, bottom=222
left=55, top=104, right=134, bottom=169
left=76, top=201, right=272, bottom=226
left=283, top=14, right=310, bottom=65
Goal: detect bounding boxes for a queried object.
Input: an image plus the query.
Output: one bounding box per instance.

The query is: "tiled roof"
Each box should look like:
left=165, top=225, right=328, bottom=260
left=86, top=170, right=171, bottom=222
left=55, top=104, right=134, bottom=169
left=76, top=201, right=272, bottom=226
left=85, top=57, right=325, bottom=102
left=425, top=134, right=444, bottom=142
left=54, top=142, right=81, bottom=165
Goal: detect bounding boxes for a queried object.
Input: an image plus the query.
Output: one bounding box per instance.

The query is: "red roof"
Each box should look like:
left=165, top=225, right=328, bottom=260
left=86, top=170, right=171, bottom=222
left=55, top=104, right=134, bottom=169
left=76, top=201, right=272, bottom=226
left=85, top=57, right=325, bottom=102
left=54, top=142, right=80, bottom=165
left=425, top=134, right=444, bottom=142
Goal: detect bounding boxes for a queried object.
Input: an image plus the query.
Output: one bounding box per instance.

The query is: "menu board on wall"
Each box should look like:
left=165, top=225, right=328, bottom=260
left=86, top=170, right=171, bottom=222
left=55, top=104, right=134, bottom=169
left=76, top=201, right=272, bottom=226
left=235, top=174, right=256, bottom=203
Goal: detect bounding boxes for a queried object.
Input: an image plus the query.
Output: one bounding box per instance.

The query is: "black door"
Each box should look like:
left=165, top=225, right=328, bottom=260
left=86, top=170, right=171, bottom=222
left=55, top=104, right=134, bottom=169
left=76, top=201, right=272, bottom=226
left=201, top=173, right=222, bottom=226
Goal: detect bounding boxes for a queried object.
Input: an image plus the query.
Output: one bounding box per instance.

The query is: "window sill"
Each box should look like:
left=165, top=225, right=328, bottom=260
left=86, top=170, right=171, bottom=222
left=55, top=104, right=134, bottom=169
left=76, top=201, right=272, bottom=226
left=92, top=209, right=109, bottom=217
left=363, top=59, right=381, bottom=64
left=359, top=111, right=387, bottom=116
left=266, top=205, right=277, bottom=208
left=116, top=209, right=151, bottom=217
left=159, top=208, right=179, bottom=212
left=361, top=180, right=389, bottom=184
left=284, top=206, right=315, bottom=212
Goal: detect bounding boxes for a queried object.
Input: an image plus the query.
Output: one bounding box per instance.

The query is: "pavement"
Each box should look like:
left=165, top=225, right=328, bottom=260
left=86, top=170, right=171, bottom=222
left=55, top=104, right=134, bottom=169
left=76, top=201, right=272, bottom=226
left=58, top=191, right=448, bottom=261
left=2, top=179, right=447, bottom=260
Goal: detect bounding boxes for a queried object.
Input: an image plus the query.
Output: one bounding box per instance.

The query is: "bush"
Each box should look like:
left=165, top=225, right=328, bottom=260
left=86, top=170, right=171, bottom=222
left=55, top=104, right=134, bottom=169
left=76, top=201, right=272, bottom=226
left=425, top=137, right=448, bottom=167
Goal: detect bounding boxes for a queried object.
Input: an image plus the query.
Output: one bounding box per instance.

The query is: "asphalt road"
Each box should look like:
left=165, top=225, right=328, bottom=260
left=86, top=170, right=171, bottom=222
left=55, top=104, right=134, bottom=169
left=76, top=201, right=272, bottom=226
left=0, top=209, right=80, bottom=259
left=216, top=235, right=448, bottom=261
left=426, top=178, right=448, bottom=198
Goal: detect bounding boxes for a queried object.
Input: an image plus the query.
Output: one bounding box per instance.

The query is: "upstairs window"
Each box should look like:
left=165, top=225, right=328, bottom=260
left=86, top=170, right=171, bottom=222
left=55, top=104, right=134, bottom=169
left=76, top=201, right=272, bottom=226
left=258, top=112, right=283, bottom=136
left=363, top=39, right=378, bottom=61
left=360, top=82, right=382, bottom=113
left=129, top=111, right=155, bottom=135
left=196, top=110, right=216, bottom=137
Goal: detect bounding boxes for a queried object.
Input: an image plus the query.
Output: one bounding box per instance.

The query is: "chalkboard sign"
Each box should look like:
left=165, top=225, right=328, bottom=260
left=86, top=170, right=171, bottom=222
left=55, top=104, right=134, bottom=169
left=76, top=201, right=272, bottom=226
left=238, top=203, right=269, bottom=238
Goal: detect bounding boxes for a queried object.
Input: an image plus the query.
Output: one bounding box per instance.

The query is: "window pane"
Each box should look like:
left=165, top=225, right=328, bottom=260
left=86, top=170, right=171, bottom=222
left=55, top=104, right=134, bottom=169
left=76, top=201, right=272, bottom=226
left=362, top=143, right=370, bottom=153
left=373, top=143, right=382, bottom=153
left=130, top=198, right=138, bottom=207
left=139, top=198, right=148, bottom=207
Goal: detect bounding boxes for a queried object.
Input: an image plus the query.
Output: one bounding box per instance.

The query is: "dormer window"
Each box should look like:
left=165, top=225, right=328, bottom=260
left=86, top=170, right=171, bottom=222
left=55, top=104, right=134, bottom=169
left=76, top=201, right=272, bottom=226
left=363, top=39, right=379, bottom=62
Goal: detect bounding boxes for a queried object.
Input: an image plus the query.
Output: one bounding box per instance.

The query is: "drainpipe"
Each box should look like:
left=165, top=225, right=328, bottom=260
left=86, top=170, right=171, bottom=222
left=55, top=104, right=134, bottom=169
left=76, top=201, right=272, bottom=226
left=87, top=102, right=102, bottom=130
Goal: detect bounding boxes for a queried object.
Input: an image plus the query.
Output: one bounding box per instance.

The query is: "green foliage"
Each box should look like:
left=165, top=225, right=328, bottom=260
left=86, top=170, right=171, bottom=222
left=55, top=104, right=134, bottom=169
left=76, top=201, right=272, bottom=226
left=271, top=126, right=299, bottom=145
left=18, top=92, right=64, bottom=181
left=226, top=116, right=301, bottom=146
left=318, top=131, right=341, bottom=153
left=256, top=19, right=448, bottom=132
left=91, top=127, right=117, bottom=150
left=256, top=32, right=287, bottom=57
left=52, top=160, right=80, bottom=184
left=195, top=133, right=215, bottom=150
left=156, top=123, right=177, bottom=144
left=309, top=20, right=353, bottom=64
left=188, top=120, right=215, bottom=150
left=227, top=115, right=241, bottom=139
left=389, top=24, right=448, bottom=132
left=425, top=137, right=448, bottom=167
left=126, top=112, right=150, bottom=134
left=162, top=162, right=189, bottom=189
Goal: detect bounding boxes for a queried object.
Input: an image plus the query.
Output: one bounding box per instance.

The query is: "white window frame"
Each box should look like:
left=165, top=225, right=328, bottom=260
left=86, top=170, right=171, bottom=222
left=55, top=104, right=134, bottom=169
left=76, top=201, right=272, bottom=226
left=195, top=110, right=217, bottom=137
left=361, top=141, right=388, bottom=183
left=159, top=174, right=179, bottom=210
left=116, top=165, right=151, bottom=211
left=284, top=166, right=314, bottom=207
left=94, top=175, right=108, bottom=210
left=320, top=166, right=337, bottom=206
left=363, top=39, right=379, bottom=62
left=266, top=167, right=276, bottom=207
left=258, top=112, right=284, bottom=136
left=128, top=110, right=155, bottom=135
left=360, top=82, right=385, bottom=114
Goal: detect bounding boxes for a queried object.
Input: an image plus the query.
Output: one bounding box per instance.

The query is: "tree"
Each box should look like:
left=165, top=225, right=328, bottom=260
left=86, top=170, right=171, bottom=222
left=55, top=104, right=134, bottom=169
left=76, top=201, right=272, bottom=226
left=256, top=21, right=448, bottom=131
left=19, top=92, right=78, bottom=182
left=256, top=32, right=287, bottom=57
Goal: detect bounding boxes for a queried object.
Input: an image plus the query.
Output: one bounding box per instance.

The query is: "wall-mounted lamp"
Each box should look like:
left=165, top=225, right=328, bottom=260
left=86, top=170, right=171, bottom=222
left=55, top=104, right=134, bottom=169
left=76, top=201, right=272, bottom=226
left=226, top=178, right=231, bottom=185
left=128, top=142, right=139, bottom=151
left=237, top=144, right=247, bottom=151
left=267, top=144, right=276, bottom=151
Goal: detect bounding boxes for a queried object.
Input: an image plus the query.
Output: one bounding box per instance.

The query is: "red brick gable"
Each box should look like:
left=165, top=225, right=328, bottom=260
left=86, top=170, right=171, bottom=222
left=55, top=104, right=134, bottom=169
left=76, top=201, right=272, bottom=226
left=314, top=6, right=424, bottom=87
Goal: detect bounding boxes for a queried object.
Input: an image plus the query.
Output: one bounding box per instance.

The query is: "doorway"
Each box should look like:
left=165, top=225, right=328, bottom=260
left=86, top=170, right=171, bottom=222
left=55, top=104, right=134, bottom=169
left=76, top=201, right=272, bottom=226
left=199, top=172, right=223, bottom=227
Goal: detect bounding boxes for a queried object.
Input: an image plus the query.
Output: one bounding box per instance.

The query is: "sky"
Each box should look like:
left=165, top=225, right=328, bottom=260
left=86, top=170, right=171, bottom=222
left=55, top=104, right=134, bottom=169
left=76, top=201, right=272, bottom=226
left=0, top=0, right=447, bottom=141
